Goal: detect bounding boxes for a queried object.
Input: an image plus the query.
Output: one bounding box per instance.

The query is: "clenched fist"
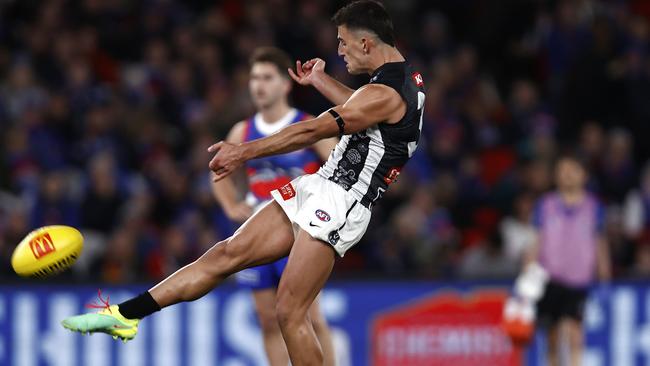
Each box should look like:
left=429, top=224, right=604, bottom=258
left=208, top=141, right=247, bottom=181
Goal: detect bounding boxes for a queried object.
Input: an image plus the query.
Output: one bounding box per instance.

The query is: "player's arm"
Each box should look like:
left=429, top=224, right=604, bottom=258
left=310, top=72, right=355, bottom=105
left=211, top=121, right=252, bottom=222
left=522, top=234, right=539, bottom=270
left=208, top=84, right=404, bottom=181
left=595, top=203, right=611, bottom=281
left=522, top=200, right=543, bottom=270
left=596, top=236, right=611, bottom=282
left=300, top=113, right=338, bottom=161
left=288, top=58, right=355, bottom=105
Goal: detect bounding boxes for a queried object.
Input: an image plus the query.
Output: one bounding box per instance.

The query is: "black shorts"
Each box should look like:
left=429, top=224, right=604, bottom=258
left=536, top=280, right=588, bottom=326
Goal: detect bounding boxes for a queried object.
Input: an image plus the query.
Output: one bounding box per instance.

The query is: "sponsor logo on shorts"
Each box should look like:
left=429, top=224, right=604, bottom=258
left=279, top=183, right=296, bottom=200
left=309, top=222, right=321, bottom=228
left=315, top=209, right=331, bottom=222
left=328, top=231, right=340, bottom=245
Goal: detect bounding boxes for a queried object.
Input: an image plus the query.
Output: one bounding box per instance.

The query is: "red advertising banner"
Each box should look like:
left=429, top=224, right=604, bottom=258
left=371, top=290, right=521, bottom=366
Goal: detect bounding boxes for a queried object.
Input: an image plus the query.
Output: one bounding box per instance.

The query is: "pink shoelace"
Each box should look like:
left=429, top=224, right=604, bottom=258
left=85, top=289, right=112, bottom=314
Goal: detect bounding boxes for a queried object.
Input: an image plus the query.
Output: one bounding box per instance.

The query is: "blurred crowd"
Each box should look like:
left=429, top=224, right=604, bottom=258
left=2, top=0, right=650, bottom=283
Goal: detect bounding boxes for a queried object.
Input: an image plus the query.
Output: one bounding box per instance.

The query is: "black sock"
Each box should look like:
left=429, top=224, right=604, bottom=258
left=118, top=291, right=161, bottom=319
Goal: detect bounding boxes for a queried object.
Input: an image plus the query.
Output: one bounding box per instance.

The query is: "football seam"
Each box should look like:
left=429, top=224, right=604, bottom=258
left=32, top=253, right=79, bottom=278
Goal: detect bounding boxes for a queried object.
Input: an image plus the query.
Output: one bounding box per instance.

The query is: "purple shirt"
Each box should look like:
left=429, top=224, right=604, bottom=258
left=534, top=192, right=604, bottom=287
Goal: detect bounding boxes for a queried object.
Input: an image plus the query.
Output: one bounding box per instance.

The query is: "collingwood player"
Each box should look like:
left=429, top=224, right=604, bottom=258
left=213, top=46, right=336, bottom=366
left=62, top=1, right=425, bottom=365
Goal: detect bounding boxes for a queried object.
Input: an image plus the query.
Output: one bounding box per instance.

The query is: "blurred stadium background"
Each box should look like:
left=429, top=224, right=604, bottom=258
left=2, top=0, right=650, bottom=365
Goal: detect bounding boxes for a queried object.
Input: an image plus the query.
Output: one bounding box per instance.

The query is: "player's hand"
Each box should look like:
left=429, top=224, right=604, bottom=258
left=288, top=58, right=326, bottom=86
left=208, top=141, right=246, bottom=181
left=225, top=202, right=253, bottom=223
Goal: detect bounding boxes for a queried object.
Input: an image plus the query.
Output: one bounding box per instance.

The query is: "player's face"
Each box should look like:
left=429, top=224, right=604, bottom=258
left=249, top=62, right=291, bottom=110
left=556, top=158, right=587, bottom=191
left=337, top=26, right=368, bottom=75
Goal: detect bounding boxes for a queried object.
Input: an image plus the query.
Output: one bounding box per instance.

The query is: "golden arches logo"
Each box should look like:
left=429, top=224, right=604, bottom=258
left=29, top=232, right=56, bottom=259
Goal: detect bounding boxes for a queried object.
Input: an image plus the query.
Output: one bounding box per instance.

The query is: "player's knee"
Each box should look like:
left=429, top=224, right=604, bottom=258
left=257, top=307, right=281, bottom=334
left=311, top=312, right=328, bottom=334
left=275, top=293, right=300, bottom=329
left=275, top=301, right=292, bottom=329
left=307, top=304, right=326, bottom=331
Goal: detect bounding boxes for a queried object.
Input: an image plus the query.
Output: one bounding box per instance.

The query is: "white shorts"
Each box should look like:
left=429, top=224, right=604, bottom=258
left=270, top=174, right=371, bottom=257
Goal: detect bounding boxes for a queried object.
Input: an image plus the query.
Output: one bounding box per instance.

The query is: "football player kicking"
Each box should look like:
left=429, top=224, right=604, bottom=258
left=62, top=2, right=425, bottom=364
left=212, top=46, right=336, bottom=366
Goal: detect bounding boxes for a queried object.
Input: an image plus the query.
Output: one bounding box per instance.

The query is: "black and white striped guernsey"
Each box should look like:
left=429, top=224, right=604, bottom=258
left=317, top=61, right=426, bottom=209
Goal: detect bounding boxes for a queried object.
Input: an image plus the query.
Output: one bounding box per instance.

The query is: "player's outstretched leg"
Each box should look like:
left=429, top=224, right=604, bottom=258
left=276, top=229, right=336, bottom=365
left=62, top=201, right=295, bottom=341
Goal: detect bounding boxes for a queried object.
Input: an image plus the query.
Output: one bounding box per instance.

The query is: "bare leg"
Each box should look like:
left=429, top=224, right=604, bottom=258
left=276, top=229, right=336, bottom=365
left=309, top=296, right=336, bottom=366
left=547, top=323, right=560, bottom=366
left=150, top=202, right=294, bottom=307
left=252, top=289, right=289, bottom=366
left=563, top=318, right=584, bottom=366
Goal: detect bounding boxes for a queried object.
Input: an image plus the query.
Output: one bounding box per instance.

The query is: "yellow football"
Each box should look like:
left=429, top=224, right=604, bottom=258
left=11, top=225, right=84, bottom=277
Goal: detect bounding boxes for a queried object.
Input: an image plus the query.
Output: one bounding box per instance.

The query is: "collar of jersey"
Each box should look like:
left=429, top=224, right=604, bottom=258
left=254, top=108, right=298, bottom=135
left=370, top=61, right=407, bottom=79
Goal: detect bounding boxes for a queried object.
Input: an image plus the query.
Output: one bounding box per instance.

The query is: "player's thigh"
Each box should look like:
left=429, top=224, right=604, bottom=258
left=201, top=201, right=294, bottom=269
left=276, top=230, right=335, bottom=316
left=252, top=288, right=280, bottom=331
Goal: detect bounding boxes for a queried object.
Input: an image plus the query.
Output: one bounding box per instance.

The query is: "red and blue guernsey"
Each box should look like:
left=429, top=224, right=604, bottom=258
left=243, top=108, right=322, bottom=207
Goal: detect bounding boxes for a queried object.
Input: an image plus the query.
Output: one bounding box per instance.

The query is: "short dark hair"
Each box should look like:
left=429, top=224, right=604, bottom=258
left=249, top=47, right=292, bottom=78
left=332, top=0, right=395, bottom=47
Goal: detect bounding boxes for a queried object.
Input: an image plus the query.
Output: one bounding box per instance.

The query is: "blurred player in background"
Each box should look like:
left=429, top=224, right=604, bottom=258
left=62, top=1, right=425, bottom=364
left=525, top=155, right=611, bottom=366
left=212, top=46, right=335, bottom=366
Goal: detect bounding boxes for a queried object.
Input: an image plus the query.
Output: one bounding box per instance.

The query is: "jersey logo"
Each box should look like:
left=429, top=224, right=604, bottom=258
left=412, top=72, right=424, bottom=87
left=315, top=209, right=331, bottom=222
left=383, top=167, right=402, bottom=185
left=278, top=183, right=296, bottom=200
